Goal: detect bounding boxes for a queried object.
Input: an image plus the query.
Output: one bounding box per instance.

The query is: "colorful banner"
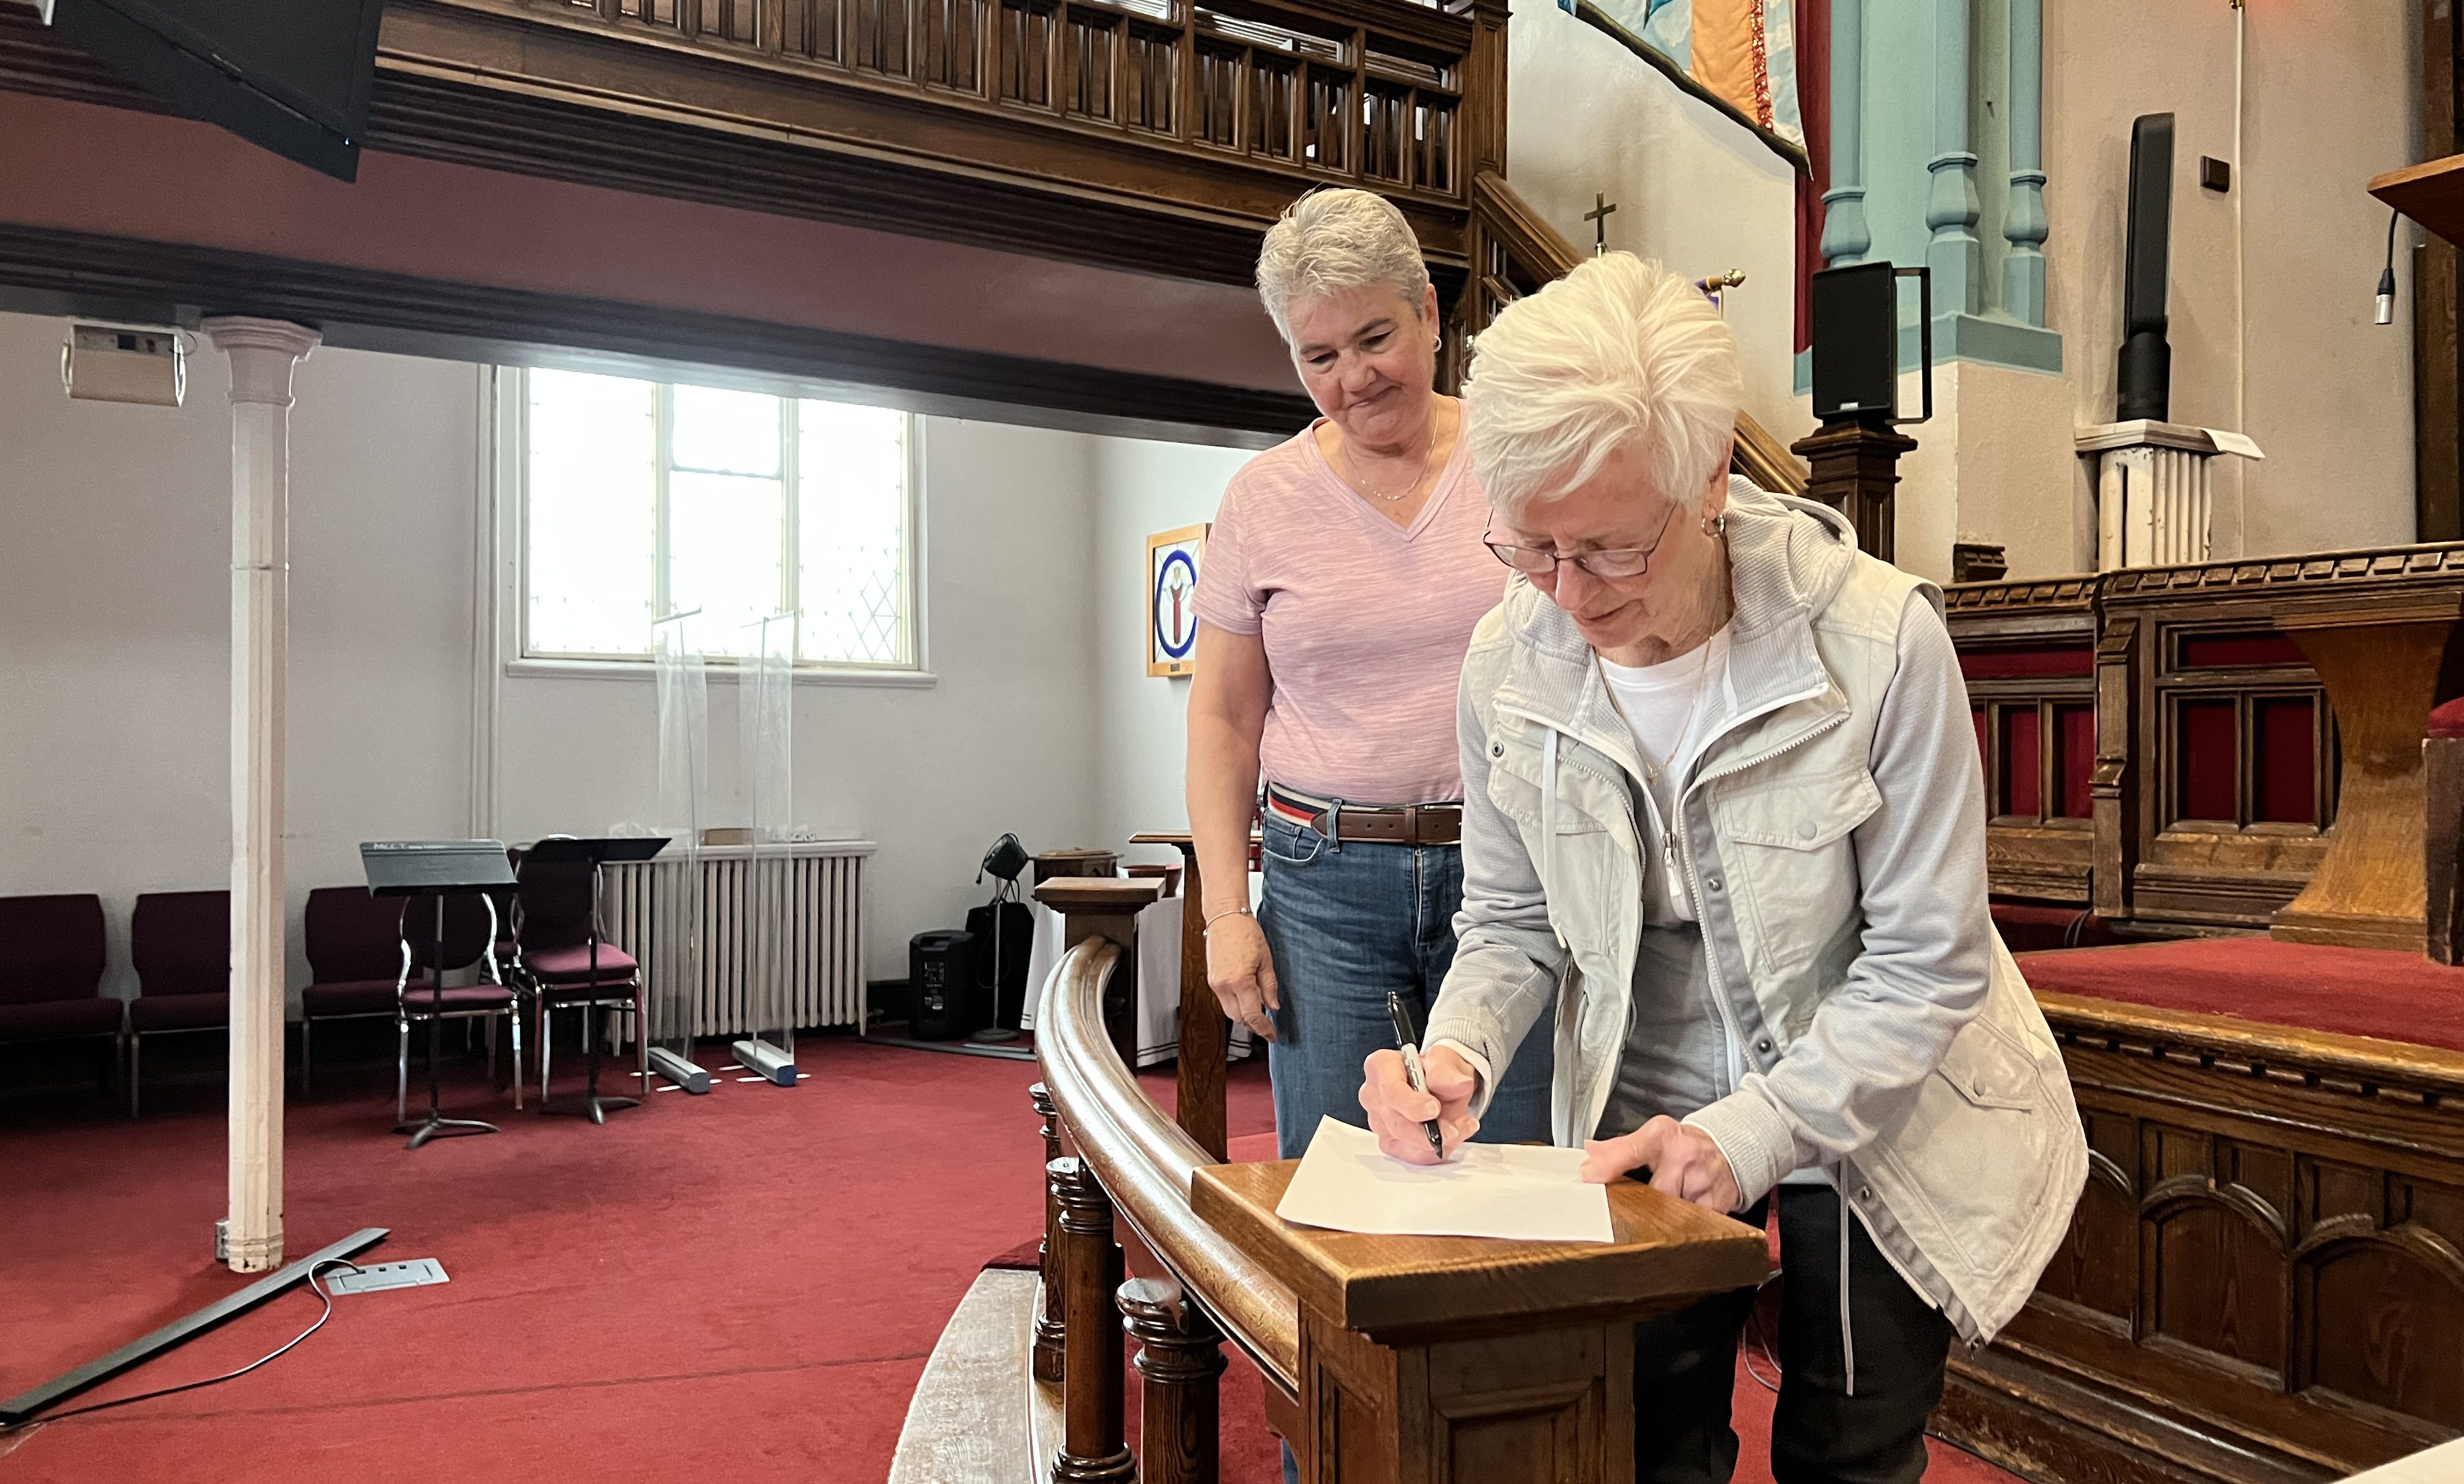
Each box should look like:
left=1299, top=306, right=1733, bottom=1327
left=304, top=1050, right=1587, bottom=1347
left=1571, top=0, right=1807, bottom=166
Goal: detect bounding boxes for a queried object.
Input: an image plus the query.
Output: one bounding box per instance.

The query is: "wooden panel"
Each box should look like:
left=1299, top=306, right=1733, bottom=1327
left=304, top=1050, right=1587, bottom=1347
left=1934, top=991, right=2464, bottom=1484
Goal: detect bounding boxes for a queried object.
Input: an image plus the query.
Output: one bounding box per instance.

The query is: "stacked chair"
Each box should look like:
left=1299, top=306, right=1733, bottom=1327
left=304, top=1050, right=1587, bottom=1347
left=127, top=890, right=231, bottom=1116
left=395, top=890, right=524, bottom=1129
left=0, top=893, right=120, bottom=1095
left=508, top=857, right=647, bottom=1112
left=298, top=885, right=415, bottom=1096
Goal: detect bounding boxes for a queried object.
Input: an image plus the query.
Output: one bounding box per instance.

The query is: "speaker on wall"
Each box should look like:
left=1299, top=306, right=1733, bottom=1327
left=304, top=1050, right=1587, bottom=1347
left=2117, top=112, right=2175, bottom=422
left=1810, top=262, right=1934, bottom=426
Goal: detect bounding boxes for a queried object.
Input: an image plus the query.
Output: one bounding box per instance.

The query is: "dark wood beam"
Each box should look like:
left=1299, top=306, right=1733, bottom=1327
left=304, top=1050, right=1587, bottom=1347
left=0, top=223, right=1312, bottom=444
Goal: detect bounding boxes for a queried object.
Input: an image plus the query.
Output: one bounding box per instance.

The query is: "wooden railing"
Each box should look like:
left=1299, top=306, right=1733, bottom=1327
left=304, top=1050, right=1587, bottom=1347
left=381, top=0, right=1503, bottom=283
left=1027, top=877, right=1769, bottom=1483
left=1459, top=173, right=1810, bottom=500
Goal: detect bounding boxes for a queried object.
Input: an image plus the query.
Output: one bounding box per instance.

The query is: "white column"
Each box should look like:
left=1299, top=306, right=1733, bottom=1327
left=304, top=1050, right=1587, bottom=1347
left=206, top=317, right=320, bottom=1274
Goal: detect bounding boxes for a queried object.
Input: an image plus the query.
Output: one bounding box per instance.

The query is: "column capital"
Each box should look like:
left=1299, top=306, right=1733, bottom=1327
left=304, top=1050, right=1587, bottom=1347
left=204, top=317, right=321, bottom=405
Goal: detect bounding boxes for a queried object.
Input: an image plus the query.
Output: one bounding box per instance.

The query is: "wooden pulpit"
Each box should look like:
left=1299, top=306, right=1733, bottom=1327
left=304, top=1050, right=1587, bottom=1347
left=1193, top=1161, right=1769, bottom=1483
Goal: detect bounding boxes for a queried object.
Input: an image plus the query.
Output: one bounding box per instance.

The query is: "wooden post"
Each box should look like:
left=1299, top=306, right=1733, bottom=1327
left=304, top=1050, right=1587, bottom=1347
left=2272, top=609, right=2463, bottom=952
left=1120, top=1275, right=1225, bottom=1484
left=205, top=316, right=320, bottom=1275
left=1052, top=1155, right=1135, bottom=1483
left=1789, top=419, right=1915, bottom=563
left=1035, top=879, right=1162, bottom=1071
left=1032, top=1081, right=1067, bottom=1383
left=1192, top=1161, right=1768, bottom=1483
left=1131, top=833, right=1227, bottom=1161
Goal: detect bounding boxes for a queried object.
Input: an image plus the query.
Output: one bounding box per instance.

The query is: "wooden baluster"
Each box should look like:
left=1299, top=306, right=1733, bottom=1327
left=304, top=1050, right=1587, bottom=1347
left=1120, top=1276, right=1225, bottom=1484
left=1159, top=837, right=1228, bottom=1163
left=1050, top=1155, right=1134, bottom=1483
left=1032, top=1081, right=1067, bottom=1383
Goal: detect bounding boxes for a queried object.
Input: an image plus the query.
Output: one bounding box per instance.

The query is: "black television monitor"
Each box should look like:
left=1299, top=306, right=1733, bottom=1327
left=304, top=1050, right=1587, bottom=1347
left=50, top=0, right=384, bottom=181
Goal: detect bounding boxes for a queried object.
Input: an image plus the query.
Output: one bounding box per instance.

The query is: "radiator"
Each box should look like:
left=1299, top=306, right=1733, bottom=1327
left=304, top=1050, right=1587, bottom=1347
left=601, top=842, right=873, bottom=1039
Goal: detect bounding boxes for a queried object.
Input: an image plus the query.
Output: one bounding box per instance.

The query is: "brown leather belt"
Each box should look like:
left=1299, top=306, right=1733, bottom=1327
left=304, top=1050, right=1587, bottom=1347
left=1266, top=784, right=1462, bottom=846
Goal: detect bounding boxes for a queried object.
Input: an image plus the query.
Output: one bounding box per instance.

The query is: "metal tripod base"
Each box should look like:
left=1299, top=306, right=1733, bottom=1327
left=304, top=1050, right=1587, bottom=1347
left=578, top=1094, right=639, bottom=1125
left=398, top=1114, right=498, bottom=1150
left=648, top=1047, right=711, bottom=1094
left=732, top=1039, right=796, bottom=1086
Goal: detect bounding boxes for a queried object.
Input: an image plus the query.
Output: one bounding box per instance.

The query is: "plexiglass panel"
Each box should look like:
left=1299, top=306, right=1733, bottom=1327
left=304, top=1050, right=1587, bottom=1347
left=527, top=369, right=656, bottom=656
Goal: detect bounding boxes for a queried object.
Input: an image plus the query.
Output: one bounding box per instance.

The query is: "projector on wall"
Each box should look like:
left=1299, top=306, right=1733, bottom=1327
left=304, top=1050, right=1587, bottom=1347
left=61, top=323, right=187, bottom=407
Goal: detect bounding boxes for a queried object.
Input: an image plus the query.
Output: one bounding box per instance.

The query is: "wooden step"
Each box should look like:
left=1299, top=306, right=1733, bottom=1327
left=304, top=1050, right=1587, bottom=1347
left=889, top=1268, right=1039, bottom=1484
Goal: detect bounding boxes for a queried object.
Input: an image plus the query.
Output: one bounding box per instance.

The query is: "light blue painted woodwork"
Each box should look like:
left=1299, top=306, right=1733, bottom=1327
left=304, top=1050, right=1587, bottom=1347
left=1808, top=0, right=2059, bottom=378
left=1821, top=0, right=1871, bottom=266
left=2000, top=0, right=2047, bottom=325
left=1923, top=0, right=1982, bottom=316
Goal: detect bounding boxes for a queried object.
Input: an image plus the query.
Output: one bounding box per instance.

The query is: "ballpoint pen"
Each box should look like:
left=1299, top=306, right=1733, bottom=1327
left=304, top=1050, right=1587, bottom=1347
left=1385, top=991, right=1448, bottom=1162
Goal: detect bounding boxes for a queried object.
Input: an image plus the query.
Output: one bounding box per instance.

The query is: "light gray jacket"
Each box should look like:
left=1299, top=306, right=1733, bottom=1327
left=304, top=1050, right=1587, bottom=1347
left=1422, top=481, right=2086, bottom=1343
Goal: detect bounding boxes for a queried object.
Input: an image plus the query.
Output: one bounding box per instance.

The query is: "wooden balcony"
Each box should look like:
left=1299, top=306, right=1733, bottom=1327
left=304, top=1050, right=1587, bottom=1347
left=370, top=0, right=1502, bottom=285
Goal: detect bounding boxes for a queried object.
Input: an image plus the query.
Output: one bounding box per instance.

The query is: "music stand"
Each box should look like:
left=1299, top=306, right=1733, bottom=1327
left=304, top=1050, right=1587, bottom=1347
left=362, top=840, right=518, bottom=1151
left=518, top=835, right=668, bottom=1124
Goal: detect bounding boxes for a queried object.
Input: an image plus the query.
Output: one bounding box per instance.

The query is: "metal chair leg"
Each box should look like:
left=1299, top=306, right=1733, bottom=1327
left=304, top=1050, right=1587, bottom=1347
left=128, top=1034, right=140, bottom=1119
left=510, top=1004, right=526, bottom=1113
left=485, top=1013, right=498, bottom=1084
left=397, top=1014, right=411, bottom=1128
left=301, top=1016, right=314, bottom=1098
left=538, top=1001, right=554, bottom=1111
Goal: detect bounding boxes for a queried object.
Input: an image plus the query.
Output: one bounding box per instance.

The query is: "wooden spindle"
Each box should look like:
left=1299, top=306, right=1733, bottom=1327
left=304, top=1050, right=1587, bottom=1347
left=1120, top=1276, right=1225, bottom=1484
left=1032, top=1081, right=1066, bottom=1383
left=1050, top=1155, right=1134, bottom=1483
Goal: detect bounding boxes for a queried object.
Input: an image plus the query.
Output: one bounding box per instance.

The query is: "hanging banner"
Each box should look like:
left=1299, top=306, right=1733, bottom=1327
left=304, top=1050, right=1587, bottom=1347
left=1568, top=0, right=1808, bottom=170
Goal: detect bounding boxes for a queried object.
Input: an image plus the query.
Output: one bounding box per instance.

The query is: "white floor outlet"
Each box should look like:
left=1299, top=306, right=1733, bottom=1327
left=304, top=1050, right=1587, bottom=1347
left=327, top=1259, right=449, bottom=1295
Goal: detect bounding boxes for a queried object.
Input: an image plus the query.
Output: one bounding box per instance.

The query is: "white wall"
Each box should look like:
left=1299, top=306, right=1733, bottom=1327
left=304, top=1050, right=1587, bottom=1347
left=1087, top=437, right=1258, bottom=866
left=2036, top=0, right=2420, bottom=565
left=0, top=309, right=1140, bottom=1000
left=1506, top=0, right=1802, bottom=442
left=0, top=319, right=482, bottom=1000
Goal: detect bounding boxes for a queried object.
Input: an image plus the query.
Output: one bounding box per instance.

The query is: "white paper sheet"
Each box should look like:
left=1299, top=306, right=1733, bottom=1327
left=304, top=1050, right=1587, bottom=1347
left=1274, top=1117, right=1615, bottom=1243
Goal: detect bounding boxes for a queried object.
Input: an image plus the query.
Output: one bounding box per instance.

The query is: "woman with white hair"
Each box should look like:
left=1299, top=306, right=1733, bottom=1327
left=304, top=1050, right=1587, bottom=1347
left=1186, top=187, right=1553, bottom=1160
left=1356, top=253, right=2084, bottom=1483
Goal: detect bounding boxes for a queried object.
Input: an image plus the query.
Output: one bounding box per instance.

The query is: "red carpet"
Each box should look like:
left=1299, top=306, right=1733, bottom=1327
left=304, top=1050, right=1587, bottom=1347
left=0, top=1041, right=2014, bottom=1483
left=2020, top=936, right=2464, bottom=1053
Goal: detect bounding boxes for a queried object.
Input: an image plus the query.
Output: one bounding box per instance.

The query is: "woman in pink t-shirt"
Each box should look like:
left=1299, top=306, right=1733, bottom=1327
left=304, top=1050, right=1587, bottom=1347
left=1187, top=188, right=1552, bottom=1160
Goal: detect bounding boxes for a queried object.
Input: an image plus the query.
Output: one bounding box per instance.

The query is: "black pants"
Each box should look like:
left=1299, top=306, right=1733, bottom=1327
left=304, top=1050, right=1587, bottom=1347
left=1633, top=1186, right=1953, bottom=1484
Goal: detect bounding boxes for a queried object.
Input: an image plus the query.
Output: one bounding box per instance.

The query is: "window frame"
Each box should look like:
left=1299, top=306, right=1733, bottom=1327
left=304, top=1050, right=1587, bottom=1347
left=500, top=366, right=931, bottom=686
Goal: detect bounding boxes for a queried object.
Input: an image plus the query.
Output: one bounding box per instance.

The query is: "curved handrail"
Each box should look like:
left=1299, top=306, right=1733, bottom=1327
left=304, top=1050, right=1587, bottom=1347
left=1035, top=938, right=1300, bottom=1394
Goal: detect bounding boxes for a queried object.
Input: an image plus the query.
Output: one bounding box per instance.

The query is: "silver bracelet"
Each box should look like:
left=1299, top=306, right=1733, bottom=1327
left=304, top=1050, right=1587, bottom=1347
left=1202, top=905, right=1253, bottom=932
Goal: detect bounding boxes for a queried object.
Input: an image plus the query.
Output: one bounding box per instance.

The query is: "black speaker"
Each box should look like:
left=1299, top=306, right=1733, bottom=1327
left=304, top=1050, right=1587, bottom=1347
left=909, top=929, right=978, bottom=1040
left=2118, top=112, right=2175, bottom=422
left=1810, top=263, right=1933, bottom=426
left=1810, top=262, right=1898, bottom=424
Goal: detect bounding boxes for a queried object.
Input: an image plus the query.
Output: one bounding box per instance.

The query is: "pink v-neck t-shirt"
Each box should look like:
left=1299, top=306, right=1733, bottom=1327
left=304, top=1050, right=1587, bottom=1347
left=1194, top=420, right=1508, bottom=805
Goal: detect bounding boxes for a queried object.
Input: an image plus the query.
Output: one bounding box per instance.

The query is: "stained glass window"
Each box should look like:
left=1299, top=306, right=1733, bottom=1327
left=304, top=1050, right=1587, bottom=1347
left=522, top=368, right=915, bottom=668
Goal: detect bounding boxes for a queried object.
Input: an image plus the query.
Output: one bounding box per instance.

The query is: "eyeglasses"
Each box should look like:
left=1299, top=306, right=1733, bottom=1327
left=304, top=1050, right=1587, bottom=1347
left=1484, top=502, right=1681, bottom=581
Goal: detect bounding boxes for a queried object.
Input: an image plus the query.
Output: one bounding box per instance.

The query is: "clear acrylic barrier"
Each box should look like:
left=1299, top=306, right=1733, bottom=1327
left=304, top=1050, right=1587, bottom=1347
left=739, top=613, right=796, bottom=1059
left=653, top=611, right=709, bottom=1065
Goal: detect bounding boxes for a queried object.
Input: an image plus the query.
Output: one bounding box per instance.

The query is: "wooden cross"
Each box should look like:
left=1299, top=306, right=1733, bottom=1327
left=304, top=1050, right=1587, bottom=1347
left=1584, top=192, right=1618, bottom=255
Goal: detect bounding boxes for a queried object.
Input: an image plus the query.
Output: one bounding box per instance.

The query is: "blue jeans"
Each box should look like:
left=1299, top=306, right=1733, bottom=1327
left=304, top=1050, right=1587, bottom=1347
left=1256, top=812, right=1554, bottom=1160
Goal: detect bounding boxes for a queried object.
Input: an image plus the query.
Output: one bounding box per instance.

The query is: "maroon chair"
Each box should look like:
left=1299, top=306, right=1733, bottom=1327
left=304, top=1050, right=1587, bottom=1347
left=395, top=891, right=522, bottom=1132
left=510, top=858, right=645, bottom=1114
left=0, top=894, right=122, bottom=1092
left=300, top=886, right=411, bottom=1097
left=128, top=889, right=229, bottom=1116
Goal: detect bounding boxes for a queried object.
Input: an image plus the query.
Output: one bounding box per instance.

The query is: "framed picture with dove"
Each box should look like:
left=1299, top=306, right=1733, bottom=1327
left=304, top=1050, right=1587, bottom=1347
left=1146, top=524, right=1208, bottom=678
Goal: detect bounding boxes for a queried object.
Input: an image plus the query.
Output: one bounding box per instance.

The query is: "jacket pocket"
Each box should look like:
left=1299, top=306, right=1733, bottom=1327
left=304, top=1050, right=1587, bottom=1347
left=1715, top=769, right=1881, bottom=976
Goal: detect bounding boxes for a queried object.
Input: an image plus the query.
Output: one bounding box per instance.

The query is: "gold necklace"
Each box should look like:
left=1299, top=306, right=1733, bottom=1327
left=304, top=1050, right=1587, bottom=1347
left=1336, top=414, right=1439, bottom=503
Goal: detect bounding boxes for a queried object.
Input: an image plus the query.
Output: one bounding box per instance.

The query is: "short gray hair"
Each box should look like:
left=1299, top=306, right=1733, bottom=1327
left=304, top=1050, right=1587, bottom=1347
left=1255, top=188, right=1434, bottom=339
left=1462, top=252, right=1742, bottom=515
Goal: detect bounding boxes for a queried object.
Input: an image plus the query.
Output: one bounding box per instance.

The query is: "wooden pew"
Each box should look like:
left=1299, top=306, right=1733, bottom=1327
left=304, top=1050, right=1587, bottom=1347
left=1028, top=880, right=1769, bottom=1483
